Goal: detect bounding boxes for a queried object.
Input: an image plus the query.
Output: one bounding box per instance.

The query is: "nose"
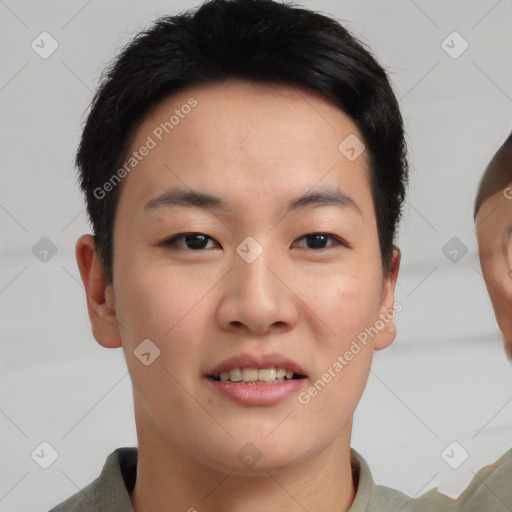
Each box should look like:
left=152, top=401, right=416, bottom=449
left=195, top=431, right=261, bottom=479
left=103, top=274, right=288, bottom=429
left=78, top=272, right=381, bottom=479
left=216, top=247, right=299, bottom=335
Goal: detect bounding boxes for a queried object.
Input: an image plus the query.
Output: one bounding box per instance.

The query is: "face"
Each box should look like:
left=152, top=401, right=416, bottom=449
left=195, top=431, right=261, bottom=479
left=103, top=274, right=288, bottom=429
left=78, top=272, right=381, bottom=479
left=80, top=79, right=400, bottom=474
left=476, top=185, right=512, bottom=358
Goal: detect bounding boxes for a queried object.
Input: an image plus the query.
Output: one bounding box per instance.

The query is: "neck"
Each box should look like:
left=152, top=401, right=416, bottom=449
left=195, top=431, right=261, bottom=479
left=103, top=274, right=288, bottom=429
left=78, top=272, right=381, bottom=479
left=130, top=409, right=356, bottom=512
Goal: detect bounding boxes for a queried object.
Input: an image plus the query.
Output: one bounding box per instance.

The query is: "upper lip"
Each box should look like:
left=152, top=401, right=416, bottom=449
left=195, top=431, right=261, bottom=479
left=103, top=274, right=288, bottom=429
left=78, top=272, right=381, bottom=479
left=207, top=352, right=307, bottom=378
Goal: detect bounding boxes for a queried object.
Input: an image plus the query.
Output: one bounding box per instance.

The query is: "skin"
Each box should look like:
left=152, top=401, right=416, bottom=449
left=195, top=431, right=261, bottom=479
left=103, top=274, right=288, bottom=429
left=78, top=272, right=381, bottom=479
left=76, top=79, right=400, bottom=512
left=475, top=184, right=512, bottom=359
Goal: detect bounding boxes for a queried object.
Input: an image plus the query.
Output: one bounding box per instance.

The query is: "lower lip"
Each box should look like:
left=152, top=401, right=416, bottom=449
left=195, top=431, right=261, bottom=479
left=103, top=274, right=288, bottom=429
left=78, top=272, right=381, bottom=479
left=204, top=376, right=307, bottom=405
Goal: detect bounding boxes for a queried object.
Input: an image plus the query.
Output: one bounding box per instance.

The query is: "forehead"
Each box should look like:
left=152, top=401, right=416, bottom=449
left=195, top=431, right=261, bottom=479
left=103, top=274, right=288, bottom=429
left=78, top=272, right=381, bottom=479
left=117, top=79, right=373, bottom=220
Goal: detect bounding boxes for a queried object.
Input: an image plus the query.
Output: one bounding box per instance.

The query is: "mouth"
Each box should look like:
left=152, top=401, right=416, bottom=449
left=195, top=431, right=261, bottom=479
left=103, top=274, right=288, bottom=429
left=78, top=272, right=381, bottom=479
left=207, top=367, right=307, bottom=384
left=206, top=352, right=308, bottom=385
left=205, top=353, right=308, bottom=405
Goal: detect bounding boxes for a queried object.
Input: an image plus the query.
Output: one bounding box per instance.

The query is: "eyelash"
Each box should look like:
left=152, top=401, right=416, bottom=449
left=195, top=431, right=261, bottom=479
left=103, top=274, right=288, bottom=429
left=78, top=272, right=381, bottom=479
left=161, top=232, right=348, bottom=251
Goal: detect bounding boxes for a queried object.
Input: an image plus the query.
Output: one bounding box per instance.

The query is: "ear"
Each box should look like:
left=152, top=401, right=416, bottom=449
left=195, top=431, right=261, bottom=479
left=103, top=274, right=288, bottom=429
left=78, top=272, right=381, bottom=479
left=374, top=246, right=401, bottom=350
left=75, top=234, right=122, bottom=348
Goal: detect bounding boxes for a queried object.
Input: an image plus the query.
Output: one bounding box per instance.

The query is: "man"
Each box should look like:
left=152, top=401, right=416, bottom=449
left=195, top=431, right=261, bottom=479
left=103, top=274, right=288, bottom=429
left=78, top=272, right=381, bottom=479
left=50, top=0, right=511, bottom=510
left=475, top=131, right=512, bottom=360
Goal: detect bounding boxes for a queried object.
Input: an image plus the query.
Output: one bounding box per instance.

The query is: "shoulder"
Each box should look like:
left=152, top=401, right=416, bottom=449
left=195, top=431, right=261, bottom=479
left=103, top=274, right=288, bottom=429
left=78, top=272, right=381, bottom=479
left=48, top=447, right=138, bottom=512
left=351, top=447, right=512, bottom=511
left=349, top=449, right=441, bottom=512
left=456, top=445, right=512, bottom=510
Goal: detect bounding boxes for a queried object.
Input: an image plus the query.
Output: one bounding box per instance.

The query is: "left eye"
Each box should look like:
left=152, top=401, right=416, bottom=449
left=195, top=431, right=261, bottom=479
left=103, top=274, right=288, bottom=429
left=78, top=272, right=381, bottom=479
left=293, top=233, right=344, bottom=250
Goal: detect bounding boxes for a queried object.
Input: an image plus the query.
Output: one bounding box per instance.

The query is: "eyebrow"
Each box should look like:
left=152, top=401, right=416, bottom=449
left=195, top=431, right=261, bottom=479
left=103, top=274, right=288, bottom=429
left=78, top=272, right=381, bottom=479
left=144, top=186, right=362, bottom=216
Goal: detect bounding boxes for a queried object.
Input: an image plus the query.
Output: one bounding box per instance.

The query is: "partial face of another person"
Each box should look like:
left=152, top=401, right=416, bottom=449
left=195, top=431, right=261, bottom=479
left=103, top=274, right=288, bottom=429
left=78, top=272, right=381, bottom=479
left=81, top=79, right=400, bottom=473
left=476, top=184, right=512, bottom=358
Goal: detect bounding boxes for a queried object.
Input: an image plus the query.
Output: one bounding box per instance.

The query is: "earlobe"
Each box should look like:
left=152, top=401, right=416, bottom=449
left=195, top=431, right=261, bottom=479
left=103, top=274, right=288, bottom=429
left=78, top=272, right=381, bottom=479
left=75, top=234, right=122, bottom=349
left=374, top=247, right=401, bottom=351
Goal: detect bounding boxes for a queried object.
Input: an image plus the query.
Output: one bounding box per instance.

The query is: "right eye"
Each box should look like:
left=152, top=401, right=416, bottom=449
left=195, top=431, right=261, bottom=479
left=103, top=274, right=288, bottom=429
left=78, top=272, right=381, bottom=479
left=161, top=232, right=220, bottom=251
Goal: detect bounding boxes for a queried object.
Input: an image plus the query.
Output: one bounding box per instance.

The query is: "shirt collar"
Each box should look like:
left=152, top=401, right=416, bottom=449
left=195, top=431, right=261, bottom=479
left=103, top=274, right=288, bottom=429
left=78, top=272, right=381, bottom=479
left=91, top=446, right=377, bottom=511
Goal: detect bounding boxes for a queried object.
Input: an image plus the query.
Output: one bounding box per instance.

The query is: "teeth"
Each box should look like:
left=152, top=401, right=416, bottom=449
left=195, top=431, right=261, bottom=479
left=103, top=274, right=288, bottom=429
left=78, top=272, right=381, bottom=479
left=229, top=368, right=242, bottom=382
left=218, top=367, right=297, bottom=383
left=243, top=368, right=259, bottom=382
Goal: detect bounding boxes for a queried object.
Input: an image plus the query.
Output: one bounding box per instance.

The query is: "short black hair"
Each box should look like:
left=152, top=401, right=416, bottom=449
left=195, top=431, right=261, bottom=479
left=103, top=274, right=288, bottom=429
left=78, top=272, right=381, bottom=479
left=76, top=0, right=408, bottom=284
left=474, top=131, right=512, bottom=219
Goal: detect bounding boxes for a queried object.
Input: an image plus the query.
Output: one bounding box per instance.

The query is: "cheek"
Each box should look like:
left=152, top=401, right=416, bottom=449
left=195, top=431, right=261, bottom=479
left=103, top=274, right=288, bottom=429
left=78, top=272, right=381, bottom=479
left=304, top=266, right=383, bottom=339
left=114, top=265, right=212, bottom=413
left=114, top=259, right=209, bottom=351
left=299, top=268, right=381, bottom=402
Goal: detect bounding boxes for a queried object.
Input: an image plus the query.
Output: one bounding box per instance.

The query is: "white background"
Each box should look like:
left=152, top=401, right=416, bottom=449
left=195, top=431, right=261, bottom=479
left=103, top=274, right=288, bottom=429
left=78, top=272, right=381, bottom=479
left=1, top=0, right=512, bottom=510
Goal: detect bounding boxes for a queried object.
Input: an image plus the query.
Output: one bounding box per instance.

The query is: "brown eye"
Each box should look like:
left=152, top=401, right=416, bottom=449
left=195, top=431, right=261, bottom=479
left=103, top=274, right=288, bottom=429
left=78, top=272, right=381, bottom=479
left=294, top=233, right=345, bottom=250
left=163, top=232, right=219, bottom=250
